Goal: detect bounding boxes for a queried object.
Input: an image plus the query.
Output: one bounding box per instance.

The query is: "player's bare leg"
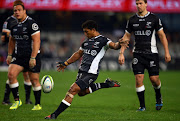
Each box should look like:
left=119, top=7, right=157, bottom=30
left=45, top=83, right=81, bottom=119
left=135, top=74, right=146, bottom=111
left=150, top=75, right=163, bottom=110
left=8, top=64, right=23, bottom=110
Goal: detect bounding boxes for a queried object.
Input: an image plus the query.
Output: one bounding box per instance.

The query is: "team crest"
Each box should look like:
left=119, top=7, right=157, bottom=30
left=32, top=23, right=39, bottom=30
left=146, top=22, right=152, bottom=28
left=132, top=58, right=138, bottom=65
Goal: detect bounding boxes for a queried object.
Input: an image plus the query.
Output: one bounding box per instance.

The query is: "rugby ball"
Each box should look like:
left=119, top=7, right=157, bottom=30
left=41, top=75, right=54, bottom=93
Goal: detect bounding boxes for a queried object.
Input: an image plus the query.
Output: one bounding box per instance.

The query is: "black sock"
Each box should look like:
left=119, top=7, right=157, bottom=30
left=154, top=88, right=161, bottom=100
left=90, top=83, right=109, bottom=92
left=33, top=90, right=41, bottom=105
left=3, top=83, right=11, bottom=101
left=53, top=99, right=70, bottom=118
left=24, top=84, right=32, bottom=101
left=11, top=87, right=19, bottom=101
left=137, top=90, right=145, bottom=108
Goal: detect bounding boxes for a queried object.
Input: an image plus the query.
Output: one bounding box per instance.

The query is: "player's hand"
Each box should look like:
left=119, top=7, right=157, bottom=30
left=165, top=52, right=171, bottom=63
left=6, top=54, right=12, bottom=65
left=119, top=38, right=129, bottom=48
left=56, top=61, right=69, bottom=72
left=29, top=57, right=36, bottom=68
left=118, top=53, right=125, bottom=65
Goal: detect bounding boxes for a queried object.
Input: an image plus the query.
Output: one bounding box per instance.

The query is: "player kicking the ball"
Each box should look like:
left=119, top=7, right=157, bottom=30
left=45, top=20, right=128, bottom=119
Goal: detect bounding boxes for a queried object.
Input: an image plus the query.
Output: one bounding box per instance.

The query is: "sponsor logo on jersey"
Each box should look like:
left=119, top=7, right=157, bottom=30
left=32, top=23, right=39, bottom=30
left=84, top=49, right=97, bottom=56
left=93, top=42, right=100, bottom=48
left=84, top=43, right=88, bottom=46
left=146, top=22, right=152, bottom=28
left=133, top=58, right=138, bottom=65
left=13, top=29, right=17, bottom=32
left=139, top=19, right=145, bottom=21
left=133, top=24, right=139, bottom=27
left=13, top=35, right=29, bottom=40
left=134, top=30, right=151, bottom=36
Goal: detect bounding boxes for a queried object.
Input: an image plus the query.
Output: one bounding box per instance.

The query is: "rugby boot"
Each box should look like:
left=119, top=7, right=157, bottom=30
left=105, top=78, right=121, bottom=87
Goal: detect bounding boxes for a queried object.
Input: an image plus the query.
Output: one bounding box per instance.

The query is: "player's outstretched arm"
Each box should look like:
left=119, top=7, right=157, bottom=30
left=57, top=49, right=83, bottom=72
left=157, top=29, right=171, bottom=63
left=118, top=32, right=131, bottom=65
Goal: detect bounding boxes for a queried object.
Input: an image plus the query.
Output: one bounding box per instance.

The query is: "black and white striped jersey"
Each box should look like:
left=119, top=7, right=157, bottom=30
left=10, top=16, right=40, bottom=57
left=126, top=12, right=163, bottom=54
left=79, top=35, right=112, bottom=75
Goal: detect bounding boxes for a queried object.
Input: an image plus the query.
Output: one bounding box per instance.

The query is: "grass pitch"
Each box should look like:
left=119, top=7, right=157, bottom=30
left=0, top=70, right=180, bottom=121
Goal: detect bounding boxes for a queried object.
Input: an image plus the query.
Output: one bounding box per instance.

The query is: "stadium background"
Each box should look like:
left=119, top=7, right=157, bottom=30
left=0, top=0, right=180, bottom=71
left=0, top=0, right=180, bottom=121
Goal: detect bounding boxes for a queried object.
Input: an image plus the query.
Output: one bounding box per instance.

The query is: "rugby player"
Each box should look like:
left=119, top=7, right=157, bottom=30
left=6, top=0, right=42, bottom=110
left=118, top=0, right=171, bottom=111
left=45, top=20, right=128, bottom=119
left=1, top=6, right=32, bottom=105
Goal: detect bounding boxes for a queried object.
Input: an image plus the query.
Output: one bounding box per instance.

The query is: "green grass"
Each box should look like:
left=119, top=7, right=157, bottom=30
left=0, top=70, right=180, bottom=121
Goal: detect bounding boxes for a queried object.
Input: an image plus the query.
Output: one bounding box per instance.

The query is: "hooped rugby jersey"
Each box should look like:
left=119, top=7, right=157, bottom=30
left=10, top=16, right=40, bottom=57
left=79, top=35, right=112, bottom=75
left=126, top=12, right=163, bottom=54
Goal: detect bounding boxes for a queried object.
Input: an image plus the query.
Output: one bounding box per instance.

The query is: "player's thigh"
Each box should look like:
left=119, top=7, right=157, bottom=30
left=23, top=71, right=30, bottom=81
left=8, top=64, right=24, bottom=78
left=28, top=72, right=40, bottom=86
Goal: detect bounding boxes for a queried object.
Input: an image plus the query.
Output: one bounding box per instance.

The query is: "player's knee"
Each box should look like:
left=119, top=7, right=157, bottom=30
left=150, top=76, right=159, bottom=82
left=8, top=71, right=15, bottom=80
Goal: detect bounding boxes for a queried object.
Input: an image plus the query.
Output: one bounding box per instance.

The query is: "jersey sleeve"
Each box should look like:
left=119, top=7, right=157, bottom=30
left=125, top=19, right=133, bottom=33
left=106, top=38, right=112, bottom=47
left=155, top=16, right=163, bottom=32
left=2, top=19, right=10, bottom=32
left=29, top=19, right=40, bottom=36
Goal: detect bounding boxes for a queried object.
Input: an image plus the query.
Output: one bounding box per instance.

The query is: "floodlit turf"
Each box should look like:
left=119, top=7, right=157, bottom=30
left=0, top=70, right=180, bottom=121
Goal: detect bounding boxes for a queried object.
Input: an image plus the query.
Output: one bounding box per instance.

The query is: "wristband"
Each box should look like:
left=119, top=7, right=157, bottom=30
left=30, top=57, right=36, bottom=59
left=64, top=61, right=69, bottom=66
left=8, top=54, right=12, bottom=56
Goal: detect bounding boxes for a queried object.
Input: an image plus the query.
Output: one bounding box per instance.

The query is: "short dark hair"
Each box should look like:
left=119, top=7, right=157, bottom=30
left=82, top=20, right=98, bottom=30
left=13, top=0, right=25, bottom=9
left=136, top=0, right=147, bottom=3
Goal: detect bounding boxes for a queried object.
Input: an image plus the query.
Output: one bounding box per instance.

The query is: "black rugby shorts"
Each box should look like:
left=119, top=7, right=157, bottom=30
left=132, top=53, right=159, bottom=76
left=75, top=71, right=98, bottom=90
left=11, top=53, right=41, bottom=73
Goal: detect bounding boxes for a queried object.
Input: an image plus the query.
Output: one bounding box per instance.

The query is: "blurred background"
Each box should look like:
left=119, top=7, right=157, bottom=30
left=0, top=0, right=180, bottom=71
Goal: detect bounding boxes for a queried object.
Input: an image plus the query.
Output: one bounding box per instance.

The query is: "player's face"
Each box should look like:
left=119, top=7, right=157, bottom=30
left=83, top=28, right=95, bottom=39
left=13, top=5, right=26, bottom=21
left=136, top=0, right=147, bottom=13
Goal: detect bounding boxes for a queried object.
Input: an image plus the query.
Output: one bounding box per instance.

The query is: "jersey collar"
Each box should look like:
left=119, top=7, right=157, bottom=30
left=136, top=12, right=150, bottom=18
left=19, top=16, right=29, bottom=24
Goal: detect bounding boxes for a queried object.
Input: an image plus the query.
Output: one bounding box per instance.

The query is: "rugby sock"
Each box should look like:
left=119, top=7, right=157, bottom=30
left=3, top=80, right=11, bottom=101
left=24, top=81, right=32, bottom=101
left=53, top=99, right=70, bottom=118
left=9, top=82, right=19, bottom=101
left=33, top=86, right=41, bottom=105
left=154, top=83, right=162, bottom=101
left=136, top=85, right=145, bottom=108
left=89, top=83, right=109, bottom=92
